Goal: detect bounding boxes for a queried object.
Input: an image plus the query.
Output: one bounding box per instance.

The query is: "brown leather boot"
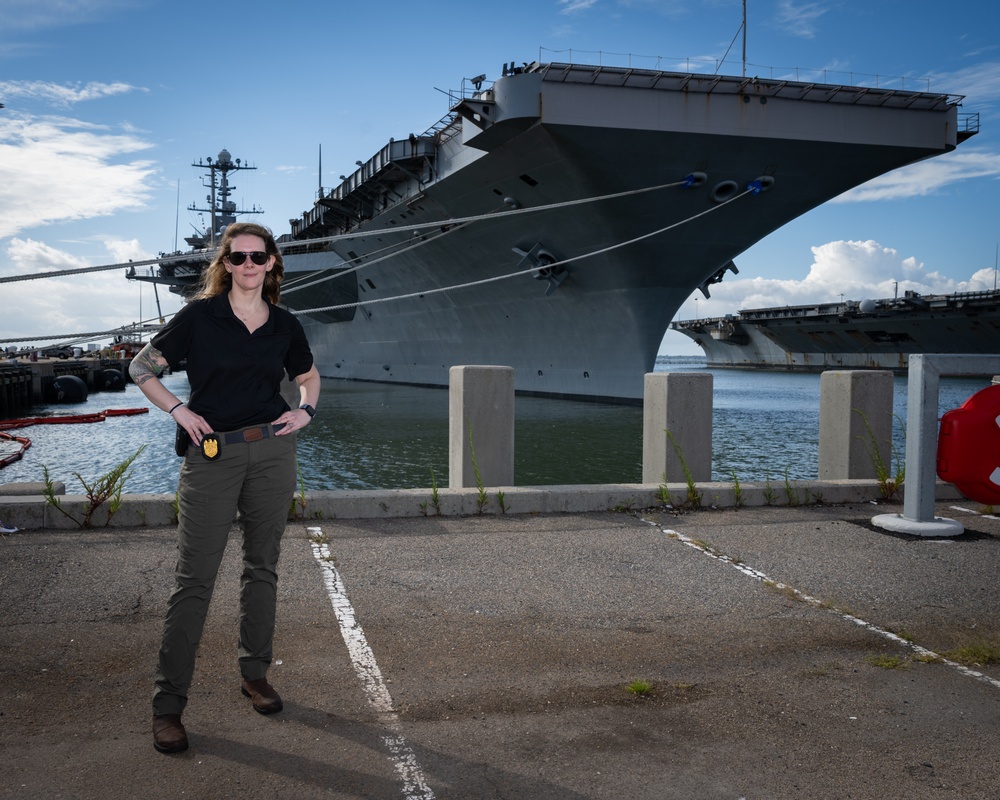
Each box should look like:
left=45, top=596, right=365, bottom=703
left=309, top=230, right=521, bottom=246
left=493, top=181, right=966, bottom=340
left=152, top=714, right=188, bottom=753
left=241, top=677, right=283, bottom=714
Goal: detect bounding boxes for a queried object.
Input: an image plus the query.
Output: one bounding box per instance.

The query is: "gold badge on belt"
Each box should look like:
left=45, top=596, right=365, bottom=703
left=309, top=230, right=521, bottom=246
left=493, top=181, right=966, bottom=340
left=201, top=433, right=221, bottom=461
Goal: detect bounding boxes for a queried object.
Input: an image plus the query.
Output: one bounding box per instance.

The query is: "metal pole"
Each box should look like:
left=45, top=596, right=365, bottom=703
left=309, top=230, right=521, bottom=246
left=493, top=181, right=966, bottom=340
left=742, top=0, right=747, bottom=78
left=903, top=354, right=939, bottom=522
left=875, top=354, right=1000, bottom=536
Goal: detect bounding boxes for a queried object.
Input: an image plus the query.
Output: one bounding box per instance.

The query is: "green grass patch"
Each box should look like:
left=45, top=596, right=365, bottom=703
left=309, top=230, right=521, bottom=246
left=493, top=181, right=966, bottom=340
left=941, top=641, right=1000, bottom=666
left=626, top=679, right=653, bottom=696
left=865, top=654, right=908, bottom=670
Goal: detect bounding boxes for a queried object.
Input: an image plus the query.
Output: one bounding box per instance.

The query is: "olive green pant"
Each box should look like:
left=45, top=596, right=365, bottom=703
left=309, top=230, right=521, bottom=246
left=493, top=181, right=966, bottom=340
left=153, top=426, right=297, bottom=716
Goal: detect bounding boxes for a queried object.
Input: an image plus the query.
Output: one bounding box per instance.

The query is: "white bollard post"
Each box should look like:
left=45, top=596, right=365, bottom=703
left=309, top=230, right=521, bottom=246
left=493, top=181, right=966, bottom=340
left=818, top=370, right=893, bottom=480
left=642, top=372, right=713, bottom=484
left=449, top=365, right=515, bottom=489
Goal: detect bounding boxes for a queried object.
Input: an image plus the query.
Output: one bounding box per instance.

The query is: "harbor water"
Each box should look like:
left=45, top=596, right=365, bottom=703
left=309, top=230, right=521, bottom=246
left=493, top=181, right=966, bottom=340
left=0, top=358, right=990, bottom=496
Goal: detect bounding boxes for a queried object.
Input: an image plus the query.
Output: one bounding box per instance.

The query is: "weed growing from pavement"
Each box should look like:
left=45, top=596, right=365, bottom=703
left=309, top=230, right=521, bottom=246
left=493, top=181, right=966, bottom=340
left=420, top=468, right=442, bottom=516
left=308, top=528, right=329, bottom=545
left=655, top=475, right=672, bottom=507
left=731, top=469, right=744, bottom=508
left=855, top=408, right=906, bottom=502
left=865, top=654, right=908, bottom=670
left=941, top=641, right=1000, bottom=666
left=613, top=496, right=637, bottom=513
left=466, top=418, right=490, bottom=515
left=666, top=429, right=702, bottom=508
left=763, top=580, right=802, bottom=602
left=890, top=626, right=914, bottom=643
left=783, top=467, right=798, bottom=506
left=763, top=473, right=776, bottom=505
left=42, top=445, right=147, bottom=528
left=626, top=680, right=653, bottom=696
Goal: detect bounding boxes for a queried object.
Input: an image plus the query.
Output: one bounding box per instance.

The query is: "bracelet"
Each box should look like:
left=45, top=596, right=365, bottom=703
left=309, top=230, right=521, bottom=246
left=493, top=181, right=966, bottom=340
left=168, top=402, right=183, bottom=415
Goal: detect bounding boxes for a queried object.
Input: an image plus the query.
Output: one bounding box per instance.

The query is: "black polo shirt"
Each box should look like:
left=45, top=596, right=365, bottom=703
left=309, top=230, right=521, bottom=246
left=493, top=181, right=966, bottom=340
left=152, top=293, right=314, bottom=431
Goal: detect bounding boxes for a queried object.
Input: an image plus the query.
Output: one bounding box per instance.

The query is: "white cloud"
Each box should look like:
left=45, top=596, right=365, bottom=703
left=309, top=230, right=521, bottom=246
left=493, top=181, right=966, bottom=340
left=0, top=0, right=139, bottom=32
left=662, top=238, right=994, bottom=353
left=0, top=80, right=144, bottom=106
left=558, top=0, right=600, bottom=13
left=834, top=148, right=1000, bottom=203
left=773, top=1, right=829, bottom=39
left=932, top=61, right=1000, bottom=108
left=103, top=237, right=152, bottom=264
left=0, top=237, right=182, bottom=346
left=685, top=239, right=992, bottom=320
left=0, top=111, right=157, bottom=238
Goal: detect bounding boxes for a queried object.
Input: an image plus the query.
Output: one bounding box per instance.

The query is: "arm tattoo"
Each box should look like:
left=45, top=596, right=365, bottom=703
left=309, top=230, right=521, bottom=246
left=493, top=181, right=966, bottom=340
left=128, top=344, right=168, bottom=387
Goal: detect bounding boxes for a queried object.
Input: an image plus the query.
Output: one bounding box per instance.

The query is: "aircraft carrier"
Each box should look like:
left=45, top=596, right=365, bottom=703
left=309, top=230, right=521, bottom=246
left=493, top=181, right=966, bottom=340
left=136, top=60, right=979, bottom=402
left=670, top=288, right=1000, bottom=372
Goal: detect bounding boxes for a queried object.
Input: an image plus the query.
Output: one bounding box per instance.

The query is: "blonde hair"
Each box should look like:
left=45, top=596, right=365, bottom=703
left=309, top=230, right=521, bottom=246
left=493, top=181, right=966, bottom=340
left=195, top=222, right=284, bottom=304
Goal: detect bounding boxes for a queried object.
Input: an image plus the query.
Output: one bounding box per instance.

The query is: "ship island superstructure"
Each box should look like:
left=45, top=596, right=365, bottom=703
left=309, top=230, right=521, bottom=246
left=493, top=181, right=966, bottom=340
left=135, top=60, right=979, bottom=402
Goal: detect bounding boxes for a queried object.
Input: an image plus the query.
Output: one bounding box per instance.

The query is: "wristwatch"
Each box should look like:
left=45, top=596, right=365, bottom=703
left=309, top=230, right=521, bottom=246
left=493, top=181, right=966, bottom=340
left=299, top=404, right=316, bottom=417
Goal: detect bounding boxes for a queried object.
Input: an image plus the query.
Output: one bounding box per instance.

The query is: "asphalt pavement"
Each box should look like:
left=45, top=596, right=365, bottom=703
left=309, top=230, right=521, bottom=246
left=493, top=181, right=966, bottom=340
left=3, top=500, right=1000, bottom=799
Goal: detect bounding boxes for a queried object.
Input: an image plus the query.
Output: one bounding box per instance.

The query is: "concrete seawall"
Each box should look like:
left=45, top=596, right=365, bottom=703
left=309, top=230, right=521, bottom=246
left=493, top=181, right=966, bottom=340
left=0, top=479, right=965, bottom=531
left=1, top=364, right=979, bottom=531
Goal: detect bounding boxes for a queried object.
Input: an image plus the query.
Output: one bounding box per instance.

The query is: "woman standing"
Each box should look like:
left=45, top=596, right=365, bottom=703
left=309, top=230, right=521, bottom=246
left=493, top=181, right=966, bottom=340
left=129, top=222, right=320, bottom=754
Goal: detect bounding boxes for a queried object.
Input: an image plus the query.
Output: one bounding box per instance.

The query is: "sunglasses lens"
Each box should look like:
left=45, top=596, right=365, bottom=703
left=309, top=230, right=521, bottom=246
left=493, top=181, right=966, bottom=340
left=227, top=251, right=269, bottom=266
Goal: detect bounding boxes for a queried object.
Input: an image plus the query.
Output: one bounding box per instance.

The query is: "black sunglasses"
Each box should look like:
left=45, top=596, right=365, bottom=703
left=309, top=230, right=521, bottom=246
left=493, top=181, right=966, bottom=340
left=226, top=251, right=270, bottom=266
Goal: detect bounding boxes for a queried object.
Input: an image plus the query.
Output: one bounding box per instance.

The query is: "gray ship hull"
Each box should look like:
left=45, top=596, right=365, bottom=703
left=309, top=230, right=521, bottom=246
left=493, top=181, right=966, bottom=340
left=212, top=62, right=981, bottom=401
left=671, top=290, right=1000, bottom=372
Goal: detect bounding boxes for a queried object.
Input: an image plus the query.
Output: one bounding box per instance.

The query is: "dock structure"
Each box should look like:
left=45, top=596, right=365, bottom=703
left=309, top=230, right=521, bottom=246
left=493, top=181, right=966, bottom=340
left=0, top=364, right=32, bottom=416
left=0, top=356, right=134, bottom=413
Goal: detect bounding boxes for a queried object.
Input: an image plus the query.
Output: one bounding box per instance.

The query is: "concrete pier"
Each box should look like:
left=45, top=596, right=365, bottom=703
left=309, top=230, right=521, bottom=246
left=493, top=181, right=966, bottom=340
left=818, top=369, right=894, bottom=480
left=642, top=371, right=713, bottom=484
left=449, top=365, right=515, bottom=490
left=0, top=365, right=978, bottom=531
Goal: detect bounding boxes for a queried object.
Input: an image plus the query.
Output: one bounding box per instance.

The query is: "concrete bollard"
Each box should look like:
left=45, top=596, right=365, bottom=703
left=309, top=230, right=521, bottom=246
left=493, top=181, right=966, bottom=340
left=449, top=365, right=515, bottom=489
left=818, top=370, right=893, bottom=480
left=642, top=372, right=713, bottom=484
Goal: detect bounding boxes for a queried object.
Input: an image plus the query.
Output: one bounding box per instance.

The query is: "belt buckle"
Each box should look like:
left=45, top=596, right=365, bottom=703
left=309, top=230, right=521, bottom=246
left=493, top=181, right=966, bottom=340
left=243, top=426, right=265, bottom=443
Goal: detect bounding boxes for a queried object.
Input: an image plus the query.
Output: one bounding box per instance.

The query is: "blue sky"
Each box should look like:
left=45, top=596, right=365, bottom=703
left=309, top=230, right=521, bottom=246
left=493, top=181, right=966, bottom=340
left=1, top=0, right=999, bottom=355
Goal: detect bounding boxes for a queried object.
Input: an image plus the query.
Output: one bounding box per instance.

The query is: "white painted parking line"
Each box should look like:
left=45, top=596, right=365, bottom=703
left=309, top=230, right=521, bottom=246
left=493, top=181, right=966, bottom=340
left=645, top=519, right=1000, bottom=693
left=950, top=505, right=1000, bottom=520
left=308, top=527, right=436, bottom=800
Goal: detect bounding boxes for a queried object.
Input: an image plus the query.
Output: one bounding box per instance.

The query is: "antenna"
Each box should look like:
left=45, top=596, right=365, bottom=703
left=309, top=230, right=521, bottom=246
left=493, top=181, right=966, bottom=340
left=742, top=0, right=747, bottom=78
left=173, top=178, right=180, bottom=252
left=318, top=143, right=323, bottom=198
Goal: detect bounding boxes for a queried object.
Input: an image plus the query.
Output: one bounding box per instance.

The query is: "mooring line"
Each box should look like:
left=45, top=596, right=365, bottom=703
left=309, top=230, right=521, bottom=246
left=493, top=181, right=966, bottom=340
left=643, top=518, right=1000, bottom=692
left=307, top=527, right=435, bottom=800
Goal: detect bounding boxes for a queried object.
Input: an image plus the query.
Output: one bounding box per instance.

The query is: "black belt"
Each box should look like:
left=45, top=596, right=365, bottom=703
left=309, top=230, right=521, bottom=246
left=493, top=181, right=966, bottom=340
left=222, top=422, right=285, bottom=445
